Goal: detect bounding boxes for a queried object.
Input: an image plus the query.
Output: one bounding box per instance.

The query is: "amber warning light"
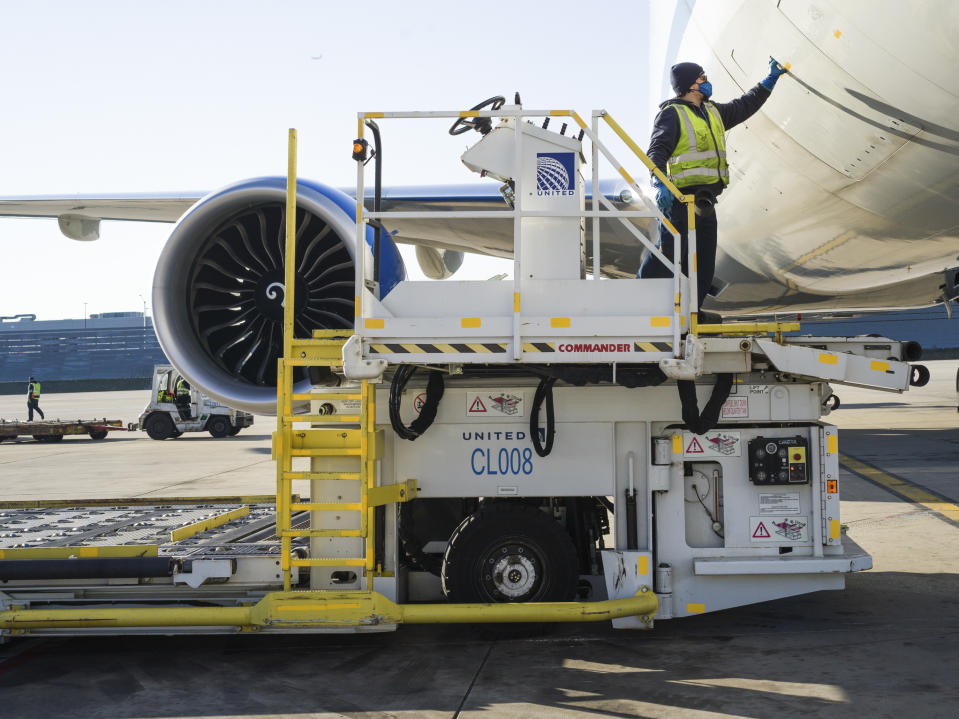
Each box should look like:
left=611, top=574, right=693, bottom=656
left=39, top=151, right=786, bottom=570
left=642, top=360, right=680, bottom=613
left=352, top=138, right=369, bottom=162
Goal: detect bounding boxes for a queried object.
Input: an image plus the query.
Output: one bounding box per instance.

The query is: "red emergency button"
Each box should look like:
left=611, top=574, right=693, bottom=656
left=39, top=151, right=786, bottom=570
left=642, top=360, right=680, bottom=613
left=793, top=453, right=801, bottom=460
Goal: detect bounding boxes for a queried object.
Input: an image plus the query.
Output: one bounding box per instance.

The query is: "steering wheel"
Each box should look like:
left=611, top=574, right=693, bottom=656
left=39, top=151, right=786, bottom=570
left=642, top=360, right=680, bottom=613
left=449, top=96, right=506, bottom=136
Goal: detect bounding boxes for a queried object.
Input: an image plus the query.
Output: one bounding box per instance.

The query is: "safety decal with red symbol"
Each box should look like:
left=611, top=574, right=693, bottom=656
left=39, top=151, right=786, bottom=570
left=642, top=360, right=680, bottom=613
left=749, top=516, right=809, bottom=542
left=466, top=391, right=524, bottom=417
left=682, top=431, right=741, bottom=457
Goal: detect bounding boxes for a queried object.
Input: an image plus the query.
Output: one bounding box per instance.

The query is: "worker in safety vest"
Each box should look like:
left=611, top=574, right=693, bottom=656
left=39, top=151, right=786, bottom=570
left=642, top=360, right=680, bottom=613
left=27, top=376, right=44, bottom=421
left=173, top=375, right=192, bottom=420
left=638, top=59, right=788, bottom=316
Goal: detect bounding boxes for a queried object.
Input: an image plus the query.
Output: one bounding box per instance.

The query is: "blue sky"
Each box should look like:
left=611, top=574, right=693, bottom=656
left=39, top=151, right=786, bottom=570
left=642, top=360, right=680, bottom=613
left=0, top=0, right=651, bottom=320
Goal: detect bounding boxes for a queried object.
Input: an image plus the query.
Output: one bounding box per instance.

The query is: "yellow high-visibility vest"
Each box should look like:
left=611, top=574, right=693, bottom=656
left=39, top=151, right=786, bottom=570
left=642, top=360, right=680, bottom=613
left=667, top=103, right=729, bottom=188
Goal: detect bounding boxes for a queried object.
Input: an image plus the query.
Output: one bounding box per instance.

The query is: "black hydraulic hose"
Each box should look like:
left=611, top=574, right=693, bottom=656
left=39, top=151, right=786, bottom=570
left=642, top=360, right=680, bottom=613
left=0, top=557, right=174, bottom=581
left=625, top=490, right=638, bottom=550
left=389, top=365, right=445, bottom=440
left=530, top=376, right=557, bottom=457
left=677, top=373, right=734, bottom=436
left=366, top=119, right=383, bottom=292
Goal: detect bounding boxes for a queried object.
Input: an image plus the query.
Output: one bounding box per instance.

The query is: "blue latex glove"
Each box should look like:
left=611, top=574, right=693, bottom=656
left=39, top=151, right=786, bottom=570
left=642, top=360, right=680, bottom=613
left=652, top=177, right=674, bottom=213
left=761, top=56, right=788, bottom=90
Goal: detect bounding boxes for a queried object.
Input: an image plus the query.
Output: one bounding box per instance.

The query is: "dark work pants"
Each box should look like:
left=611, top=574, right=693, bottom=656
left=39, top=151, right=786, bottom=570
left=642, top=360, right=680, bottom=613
left=175, top=396, right=192, bottom=420
left=28, top=398, right=44, bottom=421
left=637, top=197, right=718, bottom=307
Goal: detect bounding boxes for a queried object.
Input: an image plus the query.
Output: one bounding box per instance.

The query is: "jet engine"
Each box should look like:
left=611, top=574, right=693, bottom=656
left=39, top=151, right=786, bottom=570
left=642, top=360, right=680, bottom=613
left=152, top=177, right=405, bottom=415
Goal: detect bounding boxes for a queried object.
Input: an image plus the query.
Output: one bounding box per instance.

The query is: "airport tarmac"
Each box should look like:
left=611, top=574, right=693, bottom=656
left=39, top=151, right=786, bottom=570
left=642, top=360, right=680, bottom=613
left=0, top=363, right=957, bottom=718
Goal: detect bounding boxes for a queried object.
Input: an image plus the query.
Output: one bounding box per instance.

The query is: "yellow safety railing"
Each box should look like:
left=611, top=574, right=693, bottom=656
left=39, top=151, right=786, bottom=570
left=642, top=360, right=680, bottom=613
left=595, top=111, right=798, bottom=337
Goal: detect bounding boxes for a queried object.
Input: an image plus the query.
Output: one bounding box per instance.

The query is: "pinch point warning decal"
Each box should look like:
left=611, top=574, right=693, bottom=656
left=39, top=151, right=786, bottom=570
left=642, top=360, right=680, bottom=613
left=749, top=516, right=809, bottom=542
left=682, top=431, right=742, bottom=457
left=466, top=391, right=525, bottom=417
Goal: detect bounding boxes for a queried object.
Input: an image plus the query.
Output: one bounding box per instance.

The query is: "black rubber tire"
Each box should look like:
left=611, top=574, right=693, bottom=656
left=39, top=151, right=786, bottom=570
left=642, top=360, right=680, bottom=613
left=399, top=498, right=467, bottom=576
left=208, top=416, right=231, bottom=438
left=441, top=502, right=578, bottom=604
left=171, top=429, right=183, bottom=438
left=144, top=413, right=174, bottom=440
left=88, top=430, right=108, bottom=440
left=227, top=426, right=241, bottom=436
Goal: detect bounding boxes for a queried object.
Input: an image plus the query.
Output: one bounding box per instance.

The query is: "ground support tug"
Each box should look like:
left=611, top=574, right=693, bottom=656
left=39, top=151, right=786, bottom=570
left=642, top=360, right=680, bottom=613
left=0, top=103, right=928, bottom=637
left=133, top=364, right=254, bottom=440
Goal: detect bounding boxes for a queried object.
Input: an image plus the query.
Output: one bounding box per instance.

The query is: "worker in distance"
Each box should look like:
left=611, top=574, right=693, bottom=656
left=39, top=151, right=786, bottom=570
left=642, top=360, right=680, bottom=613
left=27, top=376, right=44, bottom=421
left=638, top=58, right=789, bottom=318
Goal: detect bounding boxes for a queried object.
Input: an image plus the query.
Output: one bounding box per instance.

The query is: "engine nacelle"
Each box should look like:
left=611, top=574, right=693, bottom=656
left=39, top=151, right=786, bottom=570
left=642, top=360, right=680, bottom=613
left=153, top=177, right=405, bottom=415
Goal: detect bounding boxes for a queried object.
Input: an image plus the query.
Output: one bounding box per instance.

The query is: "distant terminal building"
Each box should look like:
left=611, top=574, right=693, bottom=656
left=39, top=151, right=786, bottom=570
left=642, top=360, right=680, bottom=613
left=0, top=311, right=167, bottom=394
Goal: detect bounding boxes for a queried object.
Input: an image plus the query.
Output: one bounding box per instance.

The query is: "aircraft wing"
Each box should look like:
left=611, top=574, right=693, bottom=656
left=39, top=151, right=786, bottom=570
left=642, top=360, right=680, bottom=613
left=0, top=193, right=203, bottom=222
left=0, top=181, right=652, bottom=276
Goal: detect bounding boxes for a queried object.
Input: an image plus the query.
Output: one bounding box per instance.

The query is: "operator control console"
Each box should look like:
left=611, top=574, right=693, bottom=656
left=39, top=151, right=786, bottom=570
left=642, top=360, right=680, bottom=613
left=748, top=436, right=809, bottom=485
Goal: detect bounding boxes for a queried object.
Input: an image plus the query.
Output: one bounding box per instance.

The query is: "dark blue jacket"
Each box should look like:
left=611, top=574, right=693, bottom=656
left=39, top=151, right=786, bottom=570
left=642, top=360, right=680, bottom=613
left=648, top=83, right=771, bottom=197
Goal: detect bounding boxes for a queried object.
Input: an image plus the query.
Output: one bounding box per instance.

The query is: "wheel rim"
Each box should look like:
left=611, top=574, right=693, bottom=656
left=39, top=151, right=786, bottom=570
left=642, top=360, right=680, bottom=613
left=480, top=542, right=545, bottom=602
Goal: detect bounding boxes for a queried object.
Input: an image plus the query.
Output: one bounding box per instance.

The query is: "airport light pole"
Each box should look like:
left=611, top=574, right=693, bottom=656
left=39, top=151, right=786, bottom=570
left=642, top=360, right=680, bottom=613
left=83, top=302, right=87, bottom=329
left=139, top=294, right=147, bottom=327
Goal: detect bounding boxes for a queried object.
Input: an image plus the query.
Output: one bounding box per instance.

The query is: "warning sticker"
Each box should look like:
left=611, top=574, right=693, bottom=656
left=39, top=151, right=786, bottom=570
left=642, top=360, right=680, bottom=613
left=720, top=396, right=748, bottom=419
left=759, top=492, right=801, bottom=515
left=682, top=431, right=742, bottom=457
left=413, top=393, right=427, bottom=414
left=466, top=391, right=524, bottom=417
left=749, top=516, right=809, bottom=542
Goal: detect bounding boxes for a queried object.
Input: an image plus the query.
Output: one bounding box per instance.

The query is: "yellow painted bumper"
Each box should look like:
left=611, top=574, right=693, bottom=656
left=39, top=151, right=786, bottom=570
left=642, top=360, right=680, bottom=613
left=0, top=589, right=658, bottom=630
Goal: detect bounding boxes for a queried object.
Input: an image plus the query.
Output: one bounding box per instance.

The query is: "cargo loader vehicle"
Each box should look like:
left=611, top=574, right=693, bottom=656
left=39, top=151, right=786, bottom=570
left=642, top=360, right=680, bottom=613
left=0, top=101, right=929, bottom=638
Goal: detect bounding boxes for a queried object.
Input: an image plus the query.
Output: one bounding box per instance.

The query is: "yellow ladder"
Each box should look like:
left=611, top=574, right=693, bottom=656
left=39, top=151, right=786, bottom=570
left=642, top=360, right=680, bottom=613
left=274, top=332, right=384, bottom=591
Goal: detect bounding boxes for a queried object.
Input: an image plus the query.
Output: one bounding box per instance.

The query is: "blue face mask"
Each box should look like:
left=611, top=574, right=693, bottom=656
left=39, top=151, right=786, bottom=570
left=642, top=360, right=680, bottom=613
left=697, top=81, right=713, bottom=99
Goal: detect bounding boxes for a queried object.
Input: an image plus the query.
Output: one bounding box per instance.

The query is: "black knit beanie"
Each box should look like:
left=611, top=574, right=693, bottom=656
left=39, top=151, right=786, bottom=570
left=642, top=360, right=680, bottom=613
left=670, top=62, right=704, bottom=95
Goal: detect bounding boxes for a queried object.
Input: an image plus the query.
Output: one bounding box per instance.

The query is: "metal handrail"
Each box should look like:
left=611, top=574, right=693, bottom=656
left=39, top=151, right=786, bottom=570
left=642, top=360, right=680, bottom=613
left=354, top=108, right=691, bottom=356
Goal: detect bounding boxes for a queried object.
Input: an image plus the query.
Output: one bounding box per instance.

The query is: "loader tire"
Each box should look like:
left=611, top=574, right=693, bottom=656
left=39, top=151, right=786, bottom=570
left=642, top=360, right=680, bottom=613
left=228, top=426, right=241, bottom=436
left=144, top=413, right=175, bottom=440
left=441, top=502, right=578, bottom=605
left=88, top=430, right=108, bottom=440
left=208, top=416, right=231, bottom=438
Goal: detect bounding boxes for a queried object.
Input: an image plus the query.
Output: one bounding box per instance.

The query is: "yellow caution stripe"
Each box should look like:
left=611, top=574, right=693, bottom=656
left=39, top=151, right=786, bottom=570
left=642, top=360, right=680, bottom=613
left=523, top=342, right=557, bottom=353
left=370, top=343, right=507, bottom=354
left=840, top=453, right=959, bottom=530
left=634, top=342, right=673, bottom=352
